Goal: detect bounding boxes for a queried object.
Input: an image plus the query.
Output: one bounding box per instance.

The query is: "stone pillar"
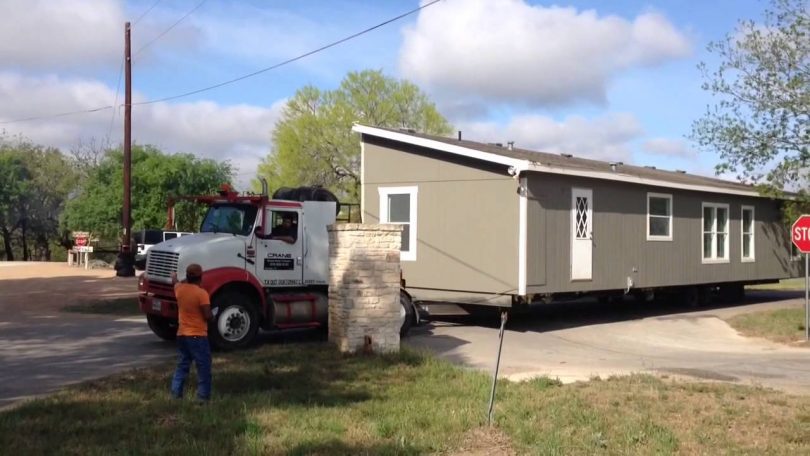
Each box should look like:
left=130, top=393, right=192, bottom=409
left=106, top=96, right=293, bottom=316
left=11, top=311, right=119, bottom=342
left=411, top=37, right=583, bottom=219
left=328, top=223, right=403, bottom=354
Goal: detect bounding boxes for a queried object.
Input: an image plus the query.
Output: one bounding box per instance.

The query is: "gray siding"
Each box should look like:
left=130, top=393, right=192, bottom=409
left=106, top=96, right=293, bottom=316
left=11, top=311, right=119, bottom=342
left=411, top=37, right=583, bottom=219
left=363, top=137, right=519, bottom=299
left=526, top=173, right=798, bottom=293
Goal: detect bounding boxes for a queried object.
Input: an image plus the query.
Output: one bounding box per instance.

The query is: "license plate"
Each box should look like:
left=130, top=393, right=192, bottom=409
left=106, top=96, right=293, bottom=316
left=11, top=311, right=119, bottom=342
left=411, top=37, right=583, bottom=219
left=152, top=299, right=162, bottom=312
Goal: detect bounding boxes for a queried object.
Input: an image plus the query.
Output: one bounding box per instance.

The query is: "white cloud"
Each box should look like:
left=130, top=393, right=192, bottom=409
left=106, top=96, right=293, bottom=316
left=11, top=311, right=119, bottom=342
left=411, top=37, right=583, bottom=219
left=400, top=0, right=691, bottom=106
left=0, top=0, right=123, bottom=70
left=642, top=138, right=696, bottom=159
left=457, top=113, right=643, bottom=162
left=0, top=72, right=282, bottom=188
left=0, top=0, right=201, bottom=71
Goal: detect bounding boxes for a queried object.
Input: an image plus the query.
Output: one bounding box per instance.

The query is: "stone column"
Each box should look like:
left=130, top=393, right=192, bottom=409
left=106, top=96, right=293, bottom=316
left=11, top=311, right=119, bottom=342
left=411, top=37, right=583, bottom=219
left=328, top=223, right=403, bottom=354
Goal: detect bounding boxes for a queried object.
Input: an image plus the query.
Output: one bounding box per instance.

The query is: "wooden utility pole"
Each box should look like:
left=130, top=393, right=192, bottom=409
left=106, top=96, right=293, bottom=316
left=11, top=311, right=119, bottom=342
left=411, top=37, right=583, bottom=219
left=116, top=21, right=135, bottom=276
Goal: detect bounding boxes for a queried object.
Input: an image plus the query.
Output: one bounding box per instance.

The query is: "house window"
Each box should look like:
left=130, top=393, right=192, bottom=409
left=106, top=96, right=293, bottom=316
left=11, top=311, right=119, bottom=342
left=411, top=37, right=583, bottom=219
left=741, top=206, right=755, bottom=262
left=378, top=186, right=418, bottom=261
left=702, top=203, right=729, bottom=263
left=647, top=193, right=673, bottom=241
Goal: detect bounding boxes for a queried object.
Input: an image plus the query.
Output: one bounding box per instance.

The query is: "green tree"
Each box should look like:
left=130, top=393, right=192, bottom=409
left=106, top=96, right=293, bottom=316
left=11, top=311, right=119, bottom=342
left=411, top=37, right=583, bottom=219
left=0, top=139, right=76, bottom=261
left=62, top=145, right=232, bottom=240
left=691, top=0, right=809, bottom=209
left=257, top=70, right=453, bottom=201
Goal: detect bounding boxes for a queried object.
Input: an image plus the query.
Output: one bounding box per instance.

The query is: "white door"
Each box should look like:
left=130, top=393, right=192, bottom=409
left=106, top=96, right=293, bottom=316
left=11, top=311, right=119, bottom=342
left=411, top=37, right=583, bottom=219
left=571, top=188, right=593, bottom=281
left=256, top=208, right=304, bottom=287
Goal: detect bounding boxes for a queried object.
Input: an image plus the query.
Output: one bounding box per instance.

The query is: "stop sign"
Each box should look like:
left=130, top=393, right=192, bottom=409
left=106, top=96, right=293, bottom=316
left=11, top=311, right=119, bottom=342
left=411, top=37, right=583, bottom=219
left=792, top=215, right=810, bottom=253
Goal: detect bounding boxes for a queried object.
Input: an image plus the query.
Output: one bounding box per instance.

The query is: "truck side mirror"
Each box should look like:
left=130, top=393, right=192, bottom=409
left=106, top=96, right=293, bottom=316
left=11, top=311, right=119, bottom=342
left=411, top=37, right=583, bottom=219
left=254, top=225, right=267, bottom=239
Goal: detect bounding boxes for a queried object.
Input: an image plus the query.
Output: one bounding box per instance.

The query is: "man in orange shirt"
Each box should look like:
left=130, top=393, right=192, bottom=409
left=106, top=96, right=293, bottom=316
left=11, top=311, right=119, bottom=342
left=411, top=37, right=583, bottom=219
left=170, top=264, right=213, bottom=401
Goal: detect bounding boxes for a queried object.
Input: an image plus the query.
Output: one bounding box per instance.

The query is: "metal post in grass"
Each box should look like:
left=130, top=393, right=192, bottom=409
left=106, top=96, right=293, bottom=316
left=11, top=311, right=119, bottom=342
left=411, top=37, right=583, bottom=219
left=487, top=309, right=508, bottom=426
left=805, top=253, right=808, bottom=341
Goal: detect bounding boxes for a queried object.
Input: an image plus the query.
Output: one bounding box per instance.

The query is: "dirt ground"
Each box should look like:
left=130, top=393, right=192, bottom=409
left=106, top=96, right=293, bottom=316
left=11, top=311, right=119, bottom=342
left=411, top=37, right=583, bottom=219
left=0, top=262, right=139, bottom=319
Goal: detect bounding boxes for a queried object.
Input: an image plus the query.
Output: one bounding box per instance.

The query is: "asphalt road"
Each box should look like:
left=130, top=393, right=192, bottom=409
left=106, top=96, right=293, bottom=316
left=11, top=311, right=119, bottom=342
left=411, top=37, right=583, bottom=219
left=2, top=263, right=809, bottom=410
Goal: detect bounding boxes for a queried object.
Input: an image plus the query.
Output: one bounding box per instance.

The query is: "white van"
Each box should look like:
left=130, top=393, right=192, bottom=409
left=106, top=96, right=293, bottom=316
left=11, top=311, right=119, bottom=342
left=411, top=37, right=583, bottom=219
left=134, top=229, right=192, bottom=270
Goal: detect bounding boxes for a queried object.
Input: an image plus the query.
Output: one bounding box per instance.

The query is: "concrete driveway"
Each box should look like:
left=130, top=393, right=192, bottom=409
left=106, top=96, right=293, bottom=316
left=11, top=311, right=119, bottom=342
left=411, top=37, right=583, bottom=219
left=407, top=292, right=810, bottom=394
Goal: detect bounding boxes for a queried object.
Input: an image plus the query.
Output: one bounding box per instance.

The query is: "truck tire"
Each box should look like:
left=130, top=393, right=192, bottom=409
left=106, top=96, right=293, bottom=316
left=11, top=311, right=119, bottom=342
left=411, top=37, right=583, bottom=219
left=210, top=290, right=260, bottom=350
left=400, top=292, right=415, bottom=337
left=147, top=314, right=177, bottom=341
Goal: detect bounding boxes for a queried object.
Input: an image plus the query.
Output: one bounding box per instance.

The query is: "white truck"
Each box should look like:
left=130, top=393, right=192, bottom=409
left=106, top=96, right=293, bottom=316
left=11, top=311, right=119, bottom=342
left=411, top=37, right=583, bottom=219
left=138, top=182, right=420, bottom=349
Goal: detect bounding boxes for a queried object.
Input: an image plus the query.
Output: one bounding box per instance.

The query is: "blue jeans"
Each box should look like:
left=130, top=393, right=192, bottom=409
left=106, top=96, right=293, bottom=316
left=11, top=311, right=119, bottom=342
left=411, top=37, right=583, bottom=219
left=171, top=336, right=211, bottom=400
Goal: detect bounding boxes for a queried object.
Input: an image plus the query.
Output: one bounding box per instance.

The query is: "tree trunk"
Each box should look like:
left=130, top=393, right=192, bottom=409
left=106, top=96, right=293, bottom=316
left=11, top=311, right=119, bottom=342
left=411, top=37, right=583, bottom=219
left=1, top=225, right=13, bottom=261
left=21, top=219, right=29, bottom=261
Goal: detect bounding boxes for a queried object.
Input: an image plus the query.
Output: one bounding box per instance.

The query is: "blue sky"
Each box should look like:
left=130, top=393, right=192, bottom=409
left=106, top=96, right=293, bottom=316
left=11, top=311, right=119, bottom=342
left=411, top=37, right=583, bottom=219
left=0, top=0, right=770, bottom=188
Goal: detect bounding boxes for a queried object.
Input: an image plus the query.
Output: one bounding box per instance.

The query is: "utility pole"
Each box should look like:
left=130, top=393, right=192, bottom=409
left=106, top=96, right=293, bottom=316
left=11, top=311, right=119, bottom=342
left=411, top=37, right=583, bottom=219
left=116, top=21, right=135, bottom=277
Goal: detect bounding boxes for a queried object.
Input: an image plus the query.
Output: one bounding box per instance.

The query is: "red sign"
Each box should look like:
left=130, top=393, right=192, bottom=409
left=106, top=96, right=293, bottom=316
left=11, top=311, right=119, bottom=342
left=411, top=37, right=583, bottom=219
left=75, top=237, right=88, bottom=247
left=792, top=215, right=810, bottom=253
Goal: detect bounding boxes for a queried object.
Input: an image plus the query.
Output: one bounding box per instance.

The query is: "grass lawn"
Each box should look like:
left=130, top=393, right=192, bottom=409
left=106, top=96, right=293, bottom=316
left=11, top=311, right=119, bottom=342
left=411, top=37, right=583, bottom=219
left=62, top=297, right=141, bottom=316
left=1, top=345, right=809, bottom=455
left=727, top=307, right=809, bottom=346
left=747, top=278, right=806, bottom=291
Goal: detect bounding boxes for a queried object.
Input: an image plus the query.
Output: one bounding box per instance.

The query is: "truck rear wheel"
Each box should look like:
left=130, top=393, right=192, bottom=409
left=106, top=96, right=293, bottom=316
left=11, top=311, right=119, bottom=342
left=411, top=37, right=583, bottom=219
left=147, top=314, right=177, bottom=341
left=210, top=290, right=260, bottom=350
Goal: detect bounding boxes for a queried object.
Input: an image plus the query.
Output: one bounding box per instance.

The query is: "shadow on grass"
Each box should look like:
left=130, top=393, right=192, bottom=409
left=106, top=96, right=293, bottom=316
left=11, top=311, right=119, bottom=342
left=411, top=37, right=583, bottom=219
left=0, top=344, right=437, bottom=455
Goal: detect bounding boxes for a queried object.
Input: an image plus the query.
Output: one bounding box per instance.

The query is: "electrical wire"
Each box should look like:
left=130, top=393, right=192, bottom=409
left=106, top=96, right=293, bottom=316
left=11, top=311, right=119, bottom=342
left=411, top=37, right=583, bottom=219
left=0, top=0, right=443, bottom=124
left=133, top=0, right=164, bottom=26
left=133, top=0, right=442, bottom=105
left=133, top=0, right=207, bottom=57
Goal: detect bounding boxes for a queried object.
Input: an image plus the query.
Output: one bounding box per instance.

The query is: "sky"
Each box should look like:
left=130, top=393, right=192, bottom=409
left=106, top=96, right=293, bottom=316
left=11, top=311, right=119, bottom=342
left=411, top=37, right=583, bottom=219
left=0, top=0, right=770, bottom=189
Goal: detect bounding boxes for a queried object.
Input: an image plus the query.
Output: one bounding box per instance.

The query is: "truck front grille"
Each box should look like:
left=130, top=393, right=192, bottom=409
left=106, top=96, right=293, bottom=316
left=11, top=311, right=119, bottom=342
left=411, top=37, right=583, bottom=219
left=146, top=250, right=179, bottom=279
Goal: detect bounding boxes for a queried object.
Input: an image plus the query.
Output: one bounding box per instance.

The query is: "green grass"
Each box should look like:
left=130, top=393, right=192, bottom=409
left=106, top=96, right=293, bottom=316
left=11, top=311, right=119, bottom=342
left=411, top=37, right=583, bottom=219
left=747, top=278, right=806, bottom=291
left=1, top=345, right=809, bottom=455
left=727, top=307, right=809, bottom=345
left=62, top=298, right=141, bottom=316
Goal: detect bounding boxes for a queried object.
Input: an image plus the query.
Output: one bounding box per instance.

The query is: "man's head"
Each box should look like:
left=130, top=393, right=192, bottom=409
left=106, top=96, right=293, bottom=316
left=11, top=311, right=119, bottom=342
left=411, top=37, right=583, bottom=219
left=185, top=263, right=203, bottom=284
left=281, top=214, right=293, bottom=227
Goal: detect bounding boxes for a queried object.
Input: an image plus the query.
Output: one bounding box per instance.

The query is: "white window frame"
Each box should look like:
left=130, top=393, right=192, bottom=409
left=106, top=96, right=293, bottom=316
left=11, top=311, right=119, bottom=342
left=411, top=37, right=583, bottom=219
left=647, top=192, right=673, bottom=241
left=702, top=202, right=730, bottom=264
left=741, top=205, right=755, bottom=262
left=378, top=186, right=418, bottom=261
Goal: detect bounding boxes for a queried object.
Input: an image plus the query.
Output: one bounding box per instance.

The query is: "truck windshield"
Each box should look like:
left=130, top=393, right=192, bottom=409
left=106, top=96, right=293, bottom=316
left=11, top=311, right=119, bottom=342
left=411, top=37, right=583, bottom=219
left=200, top=204, right=258, bottom=236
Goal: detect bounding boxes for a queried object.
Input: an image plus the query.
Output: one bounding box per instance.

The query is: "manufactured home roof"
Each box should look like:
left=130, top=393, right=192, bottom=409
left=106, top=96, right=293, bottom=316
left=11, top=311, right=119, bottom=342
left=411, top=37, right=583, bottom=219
left=354, top=124, right=770, bottom=198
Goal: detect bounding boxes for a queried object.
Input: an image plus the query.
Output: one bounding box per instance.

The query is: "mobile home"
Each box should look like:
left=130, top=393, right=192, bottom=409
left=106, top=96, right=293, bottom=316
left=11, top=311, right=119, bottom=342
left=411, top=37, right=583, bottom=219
left=355, top=124, right=799, bottom=307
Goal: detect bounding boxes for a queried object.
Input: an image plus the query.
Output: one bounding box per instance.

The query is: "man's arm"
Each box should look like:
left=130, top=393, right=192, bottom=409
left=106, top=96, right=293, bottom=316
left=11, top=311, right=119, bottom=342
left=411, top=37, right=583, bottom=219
left=270, top=235, right=296, bottom=244
left=200, top=291, right=213, bottom=321
left=170, top=272, right=179, bottom=287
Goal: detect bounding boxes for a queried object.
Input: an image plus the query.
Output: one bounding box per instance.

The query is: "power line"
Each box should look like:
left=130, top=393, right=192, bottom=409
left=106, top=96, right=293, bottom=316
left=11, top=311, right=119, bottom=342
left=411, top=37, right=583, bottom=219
left=0, top=105, right=114, bottom=125
left=133, top=0, right=442, bottom=105
left=0, top=0, right=442, bottom=124
left=106, top=57, right=125, bottom=144
left=133, top=0, right=164, bottom=25
left=133, top=0, right=207, bottom=57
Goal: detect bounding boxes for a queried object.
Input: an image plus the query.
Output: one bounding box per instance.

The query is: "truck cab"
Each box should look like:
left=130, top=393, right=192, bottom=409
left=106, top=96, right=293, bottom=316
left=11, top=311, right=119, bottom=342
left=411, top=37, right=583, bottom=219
left=137, top=185, right=419, bottom=349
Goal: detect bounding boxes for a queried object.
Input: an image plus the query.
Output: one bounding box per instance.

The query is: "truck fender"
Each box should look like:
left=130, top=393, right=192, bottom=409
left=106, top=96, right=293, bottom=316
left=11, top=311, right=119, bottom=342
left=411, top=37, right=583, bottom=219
left=201, top=267, right=267, bottom=311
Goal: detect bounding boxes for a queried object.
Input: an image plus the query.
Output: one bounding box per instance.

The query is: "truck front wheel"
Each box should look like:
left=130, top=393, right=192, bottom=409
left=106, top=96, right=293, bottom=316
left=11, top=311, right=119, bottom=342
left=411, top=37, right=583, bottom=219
left=147, top=314, right=177, bottom=341
left=210, top=290, right=260, bottom=350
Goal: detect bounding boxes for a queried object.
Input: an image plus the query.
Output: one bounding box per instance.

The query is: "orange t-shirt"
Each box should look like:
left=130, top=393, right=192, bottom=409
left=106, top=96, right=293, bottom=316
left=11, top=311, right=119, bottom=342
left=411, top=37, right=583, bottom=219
left=174, top=283, right=211, bottom=337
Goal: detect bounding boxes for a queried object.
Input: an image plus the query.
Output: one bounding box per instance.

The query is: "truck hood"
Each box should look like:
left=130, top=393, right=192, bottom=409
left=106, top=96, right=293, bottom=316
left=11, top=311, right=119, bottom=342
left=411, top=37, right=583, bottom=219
left=146, top=233, right=248, bottom=282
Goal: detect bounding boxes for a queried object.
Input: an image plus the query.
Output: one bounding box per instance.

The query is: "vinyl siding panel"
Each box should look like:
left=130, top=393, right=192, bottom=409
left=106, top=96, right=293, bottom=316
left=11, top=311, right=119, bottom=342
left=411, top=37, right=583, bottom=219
left=362, top=137, right=519, bottom=297
left=526, top=173, right=797, bottom=293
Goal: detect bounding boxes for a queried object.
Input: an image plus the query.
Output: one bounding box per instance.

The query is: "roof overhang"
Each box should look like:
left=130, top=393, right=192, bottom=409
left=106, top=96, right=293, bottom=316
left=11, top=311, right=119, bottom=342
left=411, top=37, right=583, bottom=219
left=353, top=124, right=767, bottom=198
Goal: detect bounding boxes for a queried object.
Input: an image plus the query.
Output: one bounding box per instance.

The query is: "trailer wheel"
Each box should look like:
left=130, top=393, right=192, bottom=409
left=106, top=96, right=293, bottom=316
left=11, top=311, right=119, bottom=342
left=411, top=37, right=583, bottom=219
left=210, top=290, right=260, bottom=350
left=400, top=292, right=415, bottom=337
left=146, top=314, right=177, bottom=341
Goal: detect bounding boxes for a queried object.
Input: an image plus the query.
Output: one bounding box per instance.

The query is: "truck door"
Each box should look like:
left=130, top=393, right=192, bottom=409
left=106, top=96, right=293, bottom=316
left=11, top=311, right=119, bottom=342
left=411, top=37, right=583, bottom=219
left=256, top=207, right=304, bottom=287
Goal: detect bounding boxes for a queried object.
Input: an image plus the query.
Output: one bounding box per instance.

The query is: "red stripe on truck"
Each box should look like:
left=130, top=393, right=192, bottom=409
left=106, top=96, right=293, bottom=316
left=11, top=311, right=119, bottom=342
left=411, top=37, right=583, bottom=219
left=201, top=267, right=267, bottom=310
